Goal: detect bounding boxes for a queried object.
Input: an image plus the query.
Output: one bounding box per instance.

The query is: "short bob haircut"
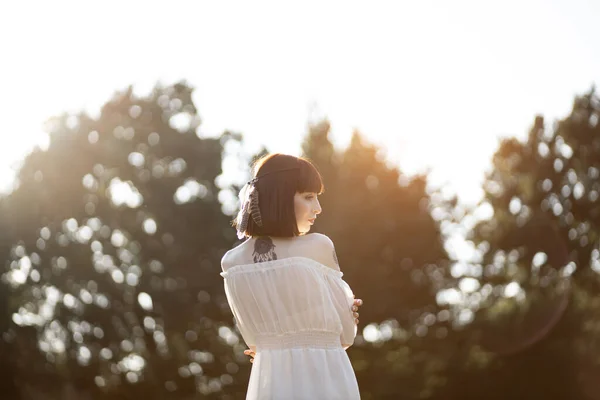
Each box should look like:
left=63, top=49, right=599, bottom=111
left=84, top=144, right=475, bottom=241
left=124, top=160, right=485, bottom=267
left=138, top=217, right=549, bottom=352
left=233, top=153, right=325, bottom=238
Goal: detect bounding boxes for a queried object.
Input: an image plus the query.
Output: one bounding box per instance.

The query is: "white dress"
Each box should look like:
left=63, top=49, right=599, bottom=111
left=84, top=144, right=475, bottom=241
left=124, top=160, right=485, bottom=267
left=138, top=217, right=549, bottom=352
left=221, top=256, right=360, bottom=400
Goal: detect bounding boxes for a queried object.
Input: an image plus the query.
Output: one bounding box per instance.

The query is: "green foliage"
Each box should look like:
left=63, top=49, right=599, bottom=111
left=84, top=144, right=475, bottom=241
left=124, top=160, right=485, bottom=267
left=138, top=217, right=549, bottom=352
left=1, top=82, right=250, bottom=399
left=451, top=88, right=600, bottom=399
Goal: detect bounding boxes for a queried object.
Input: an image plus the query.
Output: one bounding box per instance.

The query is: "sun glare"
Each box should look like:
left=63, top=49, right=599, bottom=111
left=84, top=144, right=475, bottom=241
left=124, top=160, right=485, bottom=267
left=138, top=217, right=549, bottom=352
left=0, top=128, right=50, bottom=193
left=1, top=1, right=598, bottom=206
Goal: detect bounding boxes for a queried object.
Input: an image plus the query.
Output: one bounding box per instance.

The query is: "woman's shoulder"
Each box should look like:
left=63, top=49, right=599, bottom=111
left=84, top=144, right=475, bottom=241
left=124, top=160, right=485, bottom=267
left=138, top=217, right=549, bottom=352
left=304, top=232, right=334, bottom=247
left=221, top=240, right=249, bottom=271
left=221, top=234, right=339, bottom=272
left=303, top=233, right=340, bottom=271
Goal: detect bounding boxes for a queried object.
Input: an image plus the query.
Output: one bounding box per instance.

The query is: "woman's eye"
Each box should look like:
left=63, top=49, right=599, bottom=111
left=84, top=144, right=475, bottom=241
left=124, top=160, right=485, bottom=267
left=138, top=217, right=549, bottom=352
left=305, top=196, right=313, bottom=200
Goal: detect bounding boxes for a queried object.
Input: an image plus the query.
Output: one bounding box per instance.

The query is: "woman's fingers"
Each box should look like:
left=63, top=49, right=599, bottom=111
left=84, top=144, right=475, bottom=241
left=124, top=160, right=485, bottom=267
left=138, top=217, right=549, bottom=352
left=352, top=299, right=362, bottom=325
left=244, top=349, right=256, bottom=363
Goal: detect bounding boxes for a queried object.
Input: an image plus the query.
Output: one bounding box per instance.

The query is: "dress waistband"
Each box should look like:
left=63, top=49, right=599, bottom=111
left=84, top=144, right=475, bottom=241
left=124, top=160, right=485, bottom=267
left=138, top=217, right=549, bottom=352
left=255, top=331, right=341, bottom=350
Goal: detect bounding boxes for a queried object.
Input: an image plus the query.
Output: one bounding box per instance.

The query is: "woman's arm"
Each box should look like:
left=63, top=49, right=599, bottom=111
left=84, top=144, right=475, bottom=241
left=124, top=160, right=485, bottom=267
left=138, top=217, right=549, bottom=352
left=343, top=298, right=362, bottom=350
left=308, top=233, right=362, bottom=349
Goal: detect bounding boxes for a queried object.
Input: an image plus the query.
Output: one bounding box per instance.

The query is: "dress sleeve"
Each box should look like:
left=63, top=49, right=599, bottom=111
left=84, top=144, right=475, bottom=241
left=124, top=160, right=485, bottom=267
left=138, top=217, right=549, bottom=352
left=221, top=273, right=256, bottom=348
left=324, top=272, right=357, bottom=347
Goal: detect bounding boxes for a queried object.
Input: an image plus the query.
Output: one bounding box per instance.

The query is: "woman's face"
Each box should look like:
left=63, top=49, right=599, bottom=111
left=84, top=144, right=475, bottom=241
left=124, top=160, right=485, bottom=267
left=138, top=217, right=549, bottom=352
left=294, top=192, right=322, bottom=234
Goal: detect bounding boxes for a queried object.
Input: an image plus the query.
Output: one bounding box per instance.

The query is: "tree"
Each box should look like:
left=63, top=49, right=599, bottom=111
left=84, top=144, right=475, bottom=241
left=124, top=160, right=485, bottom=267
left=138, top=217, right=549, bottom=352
left=303, top=122, right=454, bottom=399
left=448, top=89, right=600, bottom=399
left=0, top=197, right=20, bottom=398
left=1, top=82, right=251, bottom=399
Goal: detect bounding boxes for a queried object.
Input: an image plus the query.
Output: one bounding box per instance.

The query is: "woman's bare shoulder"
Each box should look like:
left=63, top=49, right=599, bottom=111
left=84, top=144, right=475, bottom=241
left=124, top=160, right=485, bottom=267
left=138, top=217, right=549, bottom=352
left=220, top=240, right=249, bottom=271
left=303, top=233, right=340, bottom=271
left=221, top=235, right=341, bottom=272
left=220, top=250, right=234, bottom=272
left=304, top=232, right=333, bottom=246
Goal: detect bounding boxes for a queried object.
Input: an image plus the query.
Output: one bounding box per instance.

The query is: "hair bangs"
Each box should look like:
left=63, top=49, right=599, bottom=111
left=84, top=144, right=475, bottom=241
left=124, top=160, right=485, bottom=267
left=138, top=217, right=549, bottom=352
left=296, top=158, right=324, bottom=195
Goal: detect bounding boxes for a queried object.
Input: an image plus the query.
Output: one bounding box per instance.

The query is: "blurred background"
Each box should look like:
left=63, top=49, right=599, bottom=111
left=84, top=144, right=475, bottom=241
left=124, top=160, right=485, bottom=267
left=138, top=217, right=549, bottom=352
left=1, top=0, right=600, bottom=398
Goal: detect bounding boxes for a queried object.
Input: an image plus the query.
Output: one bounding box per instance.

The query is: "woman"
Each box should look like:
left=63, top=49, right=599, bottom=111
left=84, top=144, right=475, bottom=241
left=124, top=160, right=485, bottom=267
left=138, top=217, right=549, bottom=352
left=220, top=153, right=362, bottom=399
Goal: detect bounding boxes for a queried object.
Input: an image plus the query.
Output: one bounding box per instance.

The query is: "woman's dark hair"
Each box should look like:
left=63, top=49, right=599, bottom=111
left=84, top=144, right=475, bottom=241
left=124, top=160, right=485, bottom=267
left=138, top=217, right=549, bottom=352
left=233, top=153, right=324, bottom=238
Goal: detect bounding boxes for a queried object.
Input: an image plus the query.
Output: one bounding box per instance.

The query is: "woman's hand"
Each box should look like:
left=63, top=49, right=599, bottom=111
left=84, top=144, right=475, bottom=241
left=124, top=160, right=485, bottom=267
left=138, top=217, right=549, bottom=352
left=244, top=349, right=256, bottom=363
left=352, top=298, right=363, bottom=325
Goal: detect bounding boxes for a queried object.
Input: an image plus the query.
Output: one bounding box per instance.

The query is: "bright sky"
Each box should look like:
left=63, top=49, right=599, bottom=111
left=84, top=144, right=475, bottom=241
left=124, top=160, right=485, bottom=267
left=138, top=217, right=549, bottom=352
left=1, top=0, right=599, bottom=207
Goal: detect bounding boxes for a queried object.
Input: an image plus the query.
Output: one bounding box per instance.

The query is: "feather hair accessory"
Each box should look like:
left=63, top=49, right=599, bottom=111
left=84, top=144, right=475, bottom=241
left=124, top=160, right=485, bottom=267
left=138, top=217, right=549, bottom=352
left=235, top=167, right=299, bottom=239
